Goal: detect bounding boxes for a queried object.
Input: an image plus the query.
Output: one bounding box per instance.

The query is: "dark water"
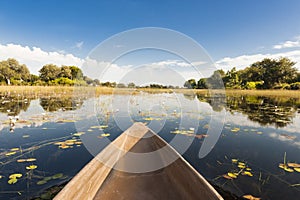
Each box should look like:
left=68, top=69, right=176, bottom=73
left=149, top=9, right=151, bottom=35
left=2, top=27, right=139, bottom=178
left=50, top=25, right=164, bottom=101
left=0, top=91, right=299, bottom=199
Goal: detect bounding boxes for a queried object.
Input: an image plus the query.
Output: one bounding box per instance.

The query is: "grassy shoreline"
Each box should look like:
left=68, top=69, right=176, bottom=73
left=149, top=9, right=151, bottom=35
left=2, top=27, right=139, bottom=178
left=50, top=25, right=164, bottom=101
left=0, top=86, right=300, bottom=98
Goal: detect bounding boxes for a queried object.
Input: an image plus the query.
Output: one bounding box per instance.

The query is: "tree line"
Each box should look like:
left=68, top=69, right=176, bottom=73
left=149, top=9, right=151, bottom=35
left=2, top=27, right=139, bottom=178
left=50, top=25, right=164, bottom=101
left=0, top=58, right=103, bottom=86
left=184, top=57, right=300, bottom=90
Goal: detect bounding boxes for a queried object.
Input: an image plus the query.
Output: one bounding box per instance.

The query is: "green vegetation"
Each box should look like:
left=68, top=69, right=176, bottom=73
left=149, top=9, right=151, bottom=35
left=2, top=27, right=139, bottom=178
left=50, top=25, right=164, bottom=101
left=0, top=58, right=100, bottom=86
left=185, top=57, right=300, bottom=90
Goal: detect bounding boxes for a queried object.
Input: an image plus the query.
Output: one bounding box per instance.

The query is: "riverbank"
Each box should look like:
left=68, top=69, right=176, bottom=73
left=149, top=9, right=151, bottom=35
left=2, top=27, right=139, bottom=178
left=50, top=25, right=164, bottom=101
left=0, top=86, right=300, bottom=98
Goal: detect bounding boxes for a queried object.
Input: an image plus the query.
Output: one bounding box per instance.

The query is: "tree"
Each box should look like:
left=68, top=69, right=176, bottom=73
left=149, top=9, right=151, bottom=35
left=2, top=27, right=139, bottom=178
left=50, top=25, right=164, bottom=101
left=223, top=67, right=241, bottom=88
left=249, top=57, right=297, bottom=88
left=184, top=79, right=197, bottom=89
left=69, top=66, right=83, bottom=80
left=197, top=78, right=207, bottom=89
left=39, top=64, right=60, bottom=82
left=59, top=66, right=72, bottom=79
left=0, top=59, right=31, bottom=84
left=206, top=70, right=225, bottom=89
left=128, top=82, right=136, bottom=88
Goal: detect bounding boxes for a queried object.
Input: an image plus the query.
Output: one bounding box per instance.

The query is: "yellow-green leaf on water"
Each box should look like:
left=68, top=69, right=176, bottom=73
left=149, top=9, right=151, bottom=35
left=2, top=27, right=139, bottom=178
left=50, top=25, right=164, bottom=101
left=9, top=174, right=22, bottom=179
left=279, top=163, right=286, bottom=169
left=294, top=168, right=300, bottom=172
left=73, top=132, right=85, bottom=136
left=238, top=162, right=245, bottom=166
left=231, top=128, right=240, bottom=132
left=284, top=167, right=294, bottom=172
left=101, top=133, right=110, bottom=137
left=0, top=175, right=3, bottom=179
left=52, top=173, right=63, bottom=179
left=8, top=178, right=17, bottom=184
left=99, top=125, right=108, bottom=129
left=256, top=132, right=263, bottom=135
left=26, top=158, right=37, bottom=162
left=246, top=168, right=252, bottom=171
left=242, top=171, right=253, bottom=177
left=242, top=194, right=261, bottom=200
left=37, top=180, right=48, bottom=185
left=26, top=165, right=37, bottom=170
left=222, top=174, right=233, bottom=180
left=238, top=165, right=246, bottom=169
left=22, top=135, right=30, bottom=138
left=17, top=159, right=26, bottom=163
left=87, top=129, right=93, bottom=132
left=43, top=177, right=52, bottom=181
left=231, top=159, right=238, bottom=163
left=287, top=163, right=300, bottom=168
left=10, top=148, right=19, bottom=151
left=227, top=172, right=237, bottom=179
left=5, top=152, right=16, bottom=156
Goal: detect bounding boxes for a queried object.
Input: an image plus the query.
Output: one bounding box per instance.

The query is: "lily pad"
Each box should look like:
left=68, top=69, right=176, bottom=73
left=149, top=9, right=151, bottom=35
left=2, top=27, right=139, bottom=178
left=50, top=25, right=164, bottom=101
left=294, top=168, right=300, bottom=172
left=5, top=152, right=16, bottom=156
left=43, top=176, right=52, bottom=181
left=52, top=173, right=63, bottom=179
left=9, top=174, right=22, bottom=179
left=26, top=165, right=38, bottom=170
left=227, top=172, right=237, bottom=179
left=101, top=133, right=110, bottom=137
left=37, top=180, right=48, bottom=185
left=8, top=178, right=17, bottom=184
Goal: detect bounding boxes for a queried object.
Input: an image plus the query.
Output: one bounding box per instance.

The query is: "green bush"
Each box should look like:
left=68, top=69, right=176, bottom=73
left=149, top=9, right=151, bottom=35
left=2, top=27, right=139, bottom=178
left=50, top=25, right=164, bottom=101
left=273, top=83, right=291, bottom=90
left=290, top=82, right=300, bottom=90
left=51, top=78, right=75, bottom=86
left=244, top=81, right=264, bottom=89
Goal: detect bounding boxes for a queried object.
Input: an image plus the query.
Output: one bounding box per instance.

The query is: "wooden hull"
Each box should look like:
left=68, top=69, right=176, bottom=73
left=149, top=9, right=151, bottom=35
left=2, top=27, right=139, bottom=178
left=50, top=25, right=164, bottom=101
left=55, top=122, right=223, bottom=200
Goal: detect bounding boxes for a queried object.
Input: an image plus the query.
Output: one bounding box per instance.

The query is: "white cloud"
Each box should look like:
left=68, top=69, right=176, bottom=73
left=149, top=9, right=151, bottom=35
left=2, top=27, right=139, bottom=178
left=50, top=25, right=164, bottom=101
left=216, top=50, right=300, bottom=71
left=0, top=43, right=84, bottom=74
left=273, top=36, right=300, bottom=49
left=82, top=58, right=209, bottom=86
left=75, top=41, right=84, bottom=49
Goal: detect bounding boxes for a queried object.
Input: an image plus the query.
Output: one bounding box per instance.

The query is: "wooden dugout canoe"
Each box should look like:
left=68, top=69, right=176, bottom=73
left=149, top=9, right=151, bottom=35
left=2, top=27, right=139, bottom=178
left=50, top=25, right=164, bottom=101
left=54, top=122, right=223, bottom=200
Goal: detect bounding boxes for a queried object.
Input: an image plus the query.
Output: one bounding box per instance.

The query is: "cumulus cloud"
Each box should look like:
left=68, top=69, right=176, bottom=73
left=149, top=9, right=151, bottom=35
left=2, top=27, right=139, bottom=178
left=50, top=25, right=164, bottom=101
left=0, top=43, right=84, bottom=74
left=216, top=50, right=300, bottom=71
left=273, top=36, right=300, bottom=49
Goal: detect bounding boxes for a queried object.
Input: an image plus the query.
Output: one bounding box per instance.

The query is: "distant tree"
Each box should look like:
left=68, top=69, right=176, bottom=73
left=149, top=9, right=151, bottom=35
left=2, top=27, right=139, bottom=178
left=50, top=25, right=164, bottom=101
left=59, top=66, right=72, bottom=79
left=117, top=83, right=126, bottom=88
left=184, top=79, right=197, bottom=89
left=206, top=70, right=225, bottom=89
left=83, top=76, right=93, bottom=85
left=249, top=58, right=297, bottom=88
left=128, top=82, right=136, bottom=88
left=0, top=59, right=30, bottom=84
left=39, top=64, right=60, bottom=82
left=93, top=79, right=100, bottom=86
left=69, top=66, right=83, bottom=80
left=197, top=78, right=207, bottom=89
left=223, top=67, right=241, bottom=88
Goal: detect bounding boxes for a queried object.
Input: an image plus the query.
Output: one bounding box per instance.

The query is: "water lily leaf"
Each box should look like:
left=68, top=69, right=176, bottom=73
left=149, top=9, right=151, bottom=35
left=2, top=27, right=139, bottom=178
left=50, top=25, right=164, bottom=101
left=242, top=194, right=261, bottom=200
left=101, top=133, right=110, bottom=137
left=242, top=171, right=253, bottom=177
left=59, top=145, right=69, bottom=149
left=5, top=152, right=16, bottom=156
left=75, top=141, right=82, bottom=145
left=246, top=168, right=252, bottom=171
left=26, top=158, right=37, bottom=162
left=231, top=159, right=238, bottom=163
left=231, top=128, right=240, bottom=132
left=287, top=163, right=300, bottom=168
left=227, top=172, right=237, bottom=179
left=22, top=135, right=30, bottom=138
left=238, top=162, right=245, bottom=165
left=9, top=174, right=22, bottom=179
left=294, top=168, right=300, bottom=172
left=238, top=164, right=246, bottom=169
left=26, top=165, right=37, bottom=170
left=284, top=167, right=294, bottom=172
left=52, top=173, right=63, bottom=179
left=43, top=177, right=52, bottom=181
left=0, top=175, right=3, bottom=179
left=256, top=132, right=263, bottom=135
left=279, top=163, right=286, bottom=169
left=17, top=159, right=26, bottom=163
left=8, top=178, right=17, bottom=184
left=222, top=174, right=233, bottom=180
left=10, top=148, right=19, bottom=151
left=87, top=129, right=93, bottom=132
left=73, top=132, right=85, bottom=136
left=54, top=142, right=64, bottom=145
left=37, top=180, right=48, bottom=185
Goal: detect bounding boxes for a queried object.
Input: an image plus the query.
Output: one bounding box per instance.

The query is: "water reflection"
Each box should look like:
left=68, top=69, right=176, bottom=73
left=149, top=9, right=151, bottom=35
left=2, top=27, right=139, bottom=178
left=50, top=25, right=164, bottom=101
left=40, top=97, right=84, bottom=112
left=195, top=94, right=299, bottom=128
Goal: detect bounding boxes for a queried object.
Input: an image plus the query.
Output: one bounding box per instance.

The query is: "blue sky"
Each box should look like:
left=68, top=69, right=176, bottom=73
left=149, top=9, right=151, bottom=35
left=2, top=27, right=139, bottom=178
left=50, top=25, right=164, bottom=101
left=1, top=0, right=300, bottom=83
